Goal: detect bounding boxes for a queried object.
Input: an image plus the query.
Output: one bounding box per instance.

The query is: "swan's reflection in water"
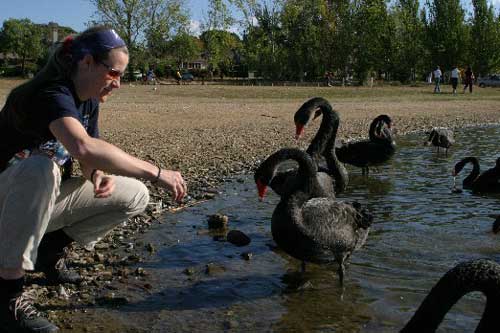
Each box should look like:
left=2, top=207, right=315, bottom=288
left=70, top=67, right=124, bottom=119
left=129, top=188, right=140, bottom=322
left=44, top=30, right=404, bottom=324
left=347, top=174, right=394, bottom=195
left=274, top=262, right=373, bottom=332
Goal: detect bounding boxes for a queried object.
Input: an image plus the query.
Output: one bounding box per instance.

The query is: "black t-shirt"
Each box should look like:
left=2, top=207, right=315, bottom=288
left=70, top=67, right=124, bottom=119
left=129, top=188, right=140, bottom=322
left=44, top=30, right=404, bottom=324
left=0, top=79, right=99, bottom=171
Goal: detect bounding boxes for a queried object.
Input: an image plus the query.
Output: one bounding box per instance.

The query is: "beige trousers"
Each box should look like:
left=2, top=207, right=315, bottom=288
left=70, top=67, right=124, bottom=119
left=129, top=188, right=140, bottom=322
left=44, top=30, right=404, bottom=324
left=0, top=155, right=150, bottom=270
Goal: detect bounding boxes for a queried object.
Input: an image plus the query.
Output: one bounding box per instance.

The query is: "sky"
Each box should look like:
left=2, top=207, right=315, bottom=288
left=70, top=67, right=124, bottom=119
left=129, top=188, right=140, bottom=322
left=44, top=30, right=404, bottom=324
left=0, top=0, right=210, bottom=34
left=1, top=0, right=500, bottom=36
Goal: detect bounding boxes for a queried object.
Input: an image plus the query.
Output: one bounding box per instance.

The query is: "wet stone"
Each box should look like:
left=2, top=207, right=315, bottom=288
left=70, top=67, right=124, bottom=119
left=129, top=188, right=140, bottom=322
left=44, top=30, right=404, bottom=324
left=207, top=214, right=229, bottom=229
left=223, top=320, right=239, bottom=329
left=97, top=270, right=113, bottom=281
left=135, top=267, right=147, bottom=276
left=96, top=292, right=129, bottom=307
left=94, top=243, right=110, bottom=250
left=241, top=252, right=253, bottom=260
left=146, top=243, right=155, bottom=253
left=93, top=253, right=105, bottom=263
left=227, top=230, right=251, bottom=247
left=205, top=263, right=226, bottom=275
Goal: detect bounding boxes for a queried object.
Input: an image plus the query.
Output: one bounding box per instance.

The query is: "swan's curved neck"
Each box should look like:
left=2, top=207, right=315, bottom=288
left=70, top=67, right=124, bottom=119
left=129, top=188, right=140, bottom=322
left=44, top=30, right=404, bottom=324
left=323, top=111, right=348, bottom=192
left=368, top=118, right=383, bottom=141
left=462, top=157, right=480, bottom=188
left=401, top=259, right=500, bottom=332
left=369, top=117, right=392, bottom=143
left=261, top=148, right=318, bottom=196
left=305, top=102, right=338, bottom=162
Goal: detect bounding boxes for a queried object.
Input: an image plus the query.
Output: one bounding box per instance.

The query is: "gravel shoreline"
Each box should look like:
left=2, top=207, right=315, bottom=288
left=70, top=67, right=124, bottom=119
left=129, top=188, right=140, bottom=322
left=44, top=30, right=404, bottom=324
left=1, top=80, right=500, bottom=331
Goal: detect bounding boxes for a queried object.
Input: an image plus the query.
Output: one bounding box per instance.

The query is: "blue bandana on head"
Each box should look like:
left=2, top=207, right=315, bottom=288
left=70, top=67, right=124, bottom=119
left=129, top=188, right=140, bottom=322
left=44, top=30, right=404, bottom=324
left=71, top=29, right=126, bottom=61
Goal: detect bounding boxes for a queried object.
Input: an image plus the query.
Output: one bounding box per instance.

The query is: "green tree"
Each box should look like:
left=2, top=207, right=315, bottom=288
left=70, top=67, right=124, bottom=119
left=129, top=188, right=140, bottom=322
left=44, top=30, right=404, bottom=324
left=351, top=0, right=392, bottom=83
left=242, top=2, right=285, bottom=79
left=0, top=18, right=43, bottom=74
left=424, top=0, right=467, bottom=71
left=280, top=0, right=332, bottom=81
left=470, top=0, right=499, bottom=76
left=201, top=0, right=237, bottom=77
left=90, top=0, right=148, bottom=47
left=89, top=0, right=190, bottom=71
left=168, top=32, right=202, bottom=68
left=392, top=0, right=426, bottom=82
left=144, top=0, right=190, bottom=59
left=200, top=29, right=241, bottom=77
left=328, top=0, right=355, bottom=80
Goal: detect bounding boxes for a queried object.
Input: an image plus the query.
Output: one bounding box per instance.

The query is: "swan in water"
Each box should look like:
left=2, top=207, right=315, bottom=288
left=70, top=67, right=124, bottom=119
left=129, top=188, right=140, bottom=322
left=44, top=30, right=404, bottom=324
left=452, top=157, right=500, bottom=193
left=269, top=97, right=347, bottom=196
left=293, top=97, right=349, bottom=193
left=335, top=114, right=396, bottom=175
left=424, top=127, right=454, bottom=155
left=401, top=259, right=500, bottom=332
left=254, top=148, right=372, bottom=285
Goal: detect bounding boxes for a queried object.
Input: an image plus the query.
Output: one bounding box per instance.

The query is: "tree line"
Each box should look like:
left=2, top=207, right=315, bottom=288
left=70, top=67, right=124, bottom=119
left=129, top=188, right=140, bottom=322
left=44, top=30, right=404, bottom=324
left=1, top=0, right=499, bottom=84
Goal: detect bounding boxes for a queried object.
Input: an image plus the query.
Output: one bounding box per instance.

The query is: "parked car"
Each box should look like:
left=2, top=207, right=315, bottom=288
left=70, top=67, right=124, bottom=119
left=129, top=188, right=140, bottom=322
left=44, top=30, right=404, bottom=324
left=478, top=74, right=500, bottom=88
left=125, top=70, right=143, bottom=81
left=181, top=72, right=194, bottom=82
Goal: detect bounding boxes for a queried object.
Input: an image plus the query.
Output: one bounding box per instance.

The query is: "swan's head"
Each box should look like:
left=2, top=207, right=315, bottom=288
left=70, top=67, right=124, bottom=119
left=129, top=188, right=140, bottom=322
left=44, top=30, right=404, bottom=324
left=375, top=114, right=392, bottom=127
left=452, top=160, right=465, bottom=176
left=295, top=122, right=305, bottom=139
left=254, top=166, right=272, bottom=200
left=371, top=115, right=394, bottom=140
left=351, top=201, right=373, bottom=229
left=294, top=97, right=329, bottom=139
left=255, top=179, right=268, bottom=201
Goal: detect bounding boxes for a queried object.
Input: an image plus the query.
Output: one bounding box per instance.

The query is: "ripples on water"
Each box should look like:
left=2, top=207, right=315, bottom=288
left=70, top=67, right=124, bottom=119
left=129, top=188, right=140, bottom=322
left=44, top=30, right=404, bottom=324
left=134, top=125, right=500, bottom=332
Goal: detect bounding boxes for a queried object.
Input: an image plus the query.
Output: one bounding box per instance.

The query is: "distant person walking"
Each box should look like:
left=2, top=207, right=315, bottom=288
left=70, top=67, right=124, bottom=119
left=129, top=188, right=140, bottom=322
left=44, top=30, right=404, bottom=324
left=175, top=70, right=182, bottom=85
left=433, top=66, right=442, bottom=93
left=427, top=72, right=432, bottom=85
left=463, top=65, right=474, bottom=93
left=450, top=66, right=460, bottom=94
left=146, top=69, right=156, bottom=85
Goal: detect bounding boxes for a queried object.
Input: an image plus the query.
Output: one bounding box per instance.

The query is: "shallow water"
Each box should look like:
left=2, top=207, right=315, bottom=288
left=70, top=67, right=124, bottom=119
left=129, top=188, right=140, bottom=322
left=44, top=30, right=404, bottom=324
left=120, top=125, right=500, bottom=332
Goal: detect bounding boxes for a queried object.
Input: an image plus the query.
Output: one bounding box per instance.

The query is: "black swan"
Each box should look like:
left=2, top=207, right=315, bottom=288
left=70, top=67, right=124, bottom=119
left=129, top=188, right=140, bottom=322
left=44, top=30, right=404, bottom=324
left=424, top=127, right=455, bottom=155
left=401, top=259, right=500, bottom=332
left=335, top=114, right=396, bottom=175
left=269, top=97, right=345, bottom=196
left=452, top=157, right=500, bottom=193
left=254, top=148, right=373, bottom=284
left=293, top=97, right=349, bottom=193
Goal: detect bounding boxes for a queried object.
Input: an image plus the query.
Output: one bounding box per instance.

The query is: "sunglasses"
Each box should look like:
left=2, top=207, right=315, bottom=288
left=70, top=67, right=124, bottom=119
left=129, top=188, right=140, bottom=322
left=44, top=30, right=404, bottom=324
left=97, top=60, right=124, bottom=79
